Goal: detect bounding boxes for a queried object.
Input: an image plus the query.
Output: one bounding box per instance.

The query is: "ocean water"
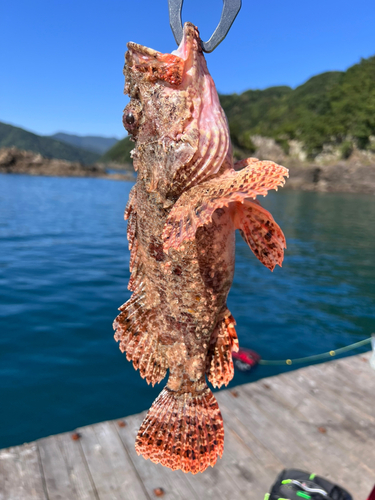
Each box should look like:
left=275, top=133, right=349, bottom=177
left=0, top=174, right=374, bottom=449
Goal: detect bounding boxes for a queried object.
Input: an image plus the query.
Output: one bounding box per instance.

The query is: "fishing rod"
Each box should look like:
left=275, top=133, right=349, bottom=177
left=259, top=336, right=373, bottom=366
left=233, top=335, right=374, bottom=371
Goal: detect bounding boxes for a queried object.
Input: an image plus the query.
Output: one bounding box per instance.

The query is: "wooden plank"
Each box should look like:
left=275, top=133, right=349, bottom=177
left=117, top=413, right=232, bottom=500
left=39, top=435, right=78, bottom=500
left=276, top=371, right=375, bottom=470
left=217, top=393, right=283, bottom=470
left=239, top=374, right=373, bottom=499
left=218, top=388, right=313, bottom=470
left=297, top=360, right=375, bottom=423
left=217, top=396, right=284, bottom=498
left=278, top=373, right=375, bottom=458
left=212, top=423, right=277, bottom=498
left=181, top=453, right=239, bottom=500
left=0, top=443, right=47, bottom=500
left=320, top=355, right=375, bottom=402
left=0, top=354, right=373, bottom=500
left=113, top=413, right=196, bottom=500
left=176, top=393, right=279, bottom=500
left=283, top=363, right=375, bottom=437
left=57, top=432, right=99, bottom=500
left=279, top=357, right=375, bottom=438
left=117, top=408, right=271, bottom=500
left=77, top=421, right=149, bottom=500
left=333, top=352, right=375, bottom=394
left=340, top=351, right=372, bottom=373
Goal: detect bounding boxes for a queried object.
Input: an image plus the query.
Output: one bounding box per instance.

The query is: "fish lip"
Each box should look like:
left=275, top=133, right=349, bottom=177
left=127, top=22, right=201, bottom=62
left=126, top=42, right=162, bottom=59
left=172, top=22, right=202, bottom=60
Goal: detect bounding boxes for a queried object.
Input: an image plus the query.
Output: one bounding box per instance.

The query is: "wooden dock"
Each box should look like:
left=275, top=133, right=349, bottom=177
left=1, top=352, right=374, bottom=500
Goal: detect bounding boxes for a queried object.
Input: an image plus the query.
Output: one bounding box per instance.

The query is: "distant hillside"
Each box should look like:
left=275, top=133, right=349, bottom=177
left=0, top=122, right=100, bottom=164
left=220, top=55, right=375, bottom=158
left=100, top=136, right=134, bottom=164
left=50, top=132, right=118, bottom=155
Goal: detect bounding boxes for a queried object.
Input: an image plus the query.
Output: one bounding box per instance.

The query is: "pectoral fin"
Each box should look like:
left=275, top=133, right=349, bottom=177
left=163, top=158, right=288, bottom=270
left=231, top=200, right=286, bottom=270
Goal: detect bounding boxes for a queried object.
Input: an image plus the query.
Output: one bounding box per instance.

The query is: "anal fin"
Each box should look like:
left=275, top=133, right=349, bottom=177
left=206, top=312, right=239, bottom=388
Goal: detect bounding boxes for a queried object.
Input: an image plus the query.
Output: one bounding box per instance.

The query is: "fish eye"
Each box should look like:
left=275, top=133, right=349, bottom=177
left=123, top=102, right=141, bottom=134
left=125, top=113, right=135, bottom=124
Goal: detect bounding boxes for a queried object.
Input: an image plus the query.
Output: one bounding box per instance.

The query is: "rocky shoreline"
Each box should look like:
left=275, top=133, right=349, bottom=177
left=284, top=159, right=375, bottom=195
left=1, top=147, right=375, bottom=195
left=235, top=135, right=375, bottom=195
left=0, top=147, right=134, bottom=181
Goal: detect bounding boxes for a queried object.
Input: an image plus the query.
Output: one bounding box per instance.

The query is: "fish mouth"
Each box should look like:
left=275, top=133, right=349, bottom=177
left=126, top=22, right=201, bottom=64
left=172, top=22, right=202, bottom=60
left=125, top=23, right=201, bottom=90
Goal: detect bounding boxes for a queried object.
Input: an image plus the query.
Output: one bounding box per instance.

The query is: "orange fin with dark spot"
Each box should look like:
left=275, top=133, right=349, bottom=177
left=135, top=386, right=224, bottom=474
left=231, top=199, right=286, bottom=271
left=162, top=158, right=288, bottom=252
left=113, top=294, right=167, bottom=386
left=206, top=312, right=239, bottom=388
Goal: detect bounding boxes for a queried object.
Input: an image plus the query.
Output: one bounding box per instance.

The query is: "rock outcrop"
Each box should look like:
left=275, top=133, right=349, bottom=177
left=2, top=147, right=375, bottom=194
left=0, top=147, right=134, bottom=181
left=242, top=139, right=375, bottom=195
left=285, top=160, right=375, bottom=195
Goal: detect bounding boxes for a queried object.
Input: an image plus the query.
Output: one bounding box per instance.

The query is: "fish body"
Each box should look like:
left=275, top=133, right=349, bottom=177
left=114, top=23, right=288, bottom=474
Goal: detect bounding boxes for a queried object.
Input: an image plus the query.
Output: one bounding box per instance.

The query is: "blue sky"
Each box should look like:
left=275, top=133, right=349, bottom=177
left=1, top=0, right=374, bottom=139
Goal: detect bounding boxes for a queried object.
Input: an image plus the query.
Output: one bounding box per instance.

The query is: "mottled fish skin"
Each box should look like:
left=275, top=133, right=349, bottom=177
left=114, top=22, right=288, bottom=474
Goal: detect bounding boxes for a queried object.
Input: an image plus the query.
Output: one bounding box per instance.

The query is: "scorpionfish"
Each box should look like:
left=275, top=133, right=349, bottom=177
left=114, top=22, right=288, bottom=474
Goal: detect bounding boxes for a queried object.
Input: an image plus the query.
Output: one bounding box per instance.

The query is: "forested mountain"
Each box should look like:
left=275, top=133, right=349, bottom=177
left=100, top=136, right=134, bottom=164
left=221, top=55, right=375, bottom=158
left=0, top=122, right=100, bottom=164
left=49, top=132, right=118, bottom=155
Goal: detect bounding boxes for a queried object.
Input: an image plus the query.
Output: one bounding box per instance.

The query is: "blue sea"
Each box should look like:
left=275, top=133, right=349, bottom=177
left=0, top=174, right=374, bottom=449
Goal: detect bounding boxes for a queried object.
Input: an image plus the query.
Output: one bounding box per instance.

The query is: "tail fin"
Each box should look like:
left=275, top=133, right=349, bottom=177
left=135, top=386, right=224, bottom=474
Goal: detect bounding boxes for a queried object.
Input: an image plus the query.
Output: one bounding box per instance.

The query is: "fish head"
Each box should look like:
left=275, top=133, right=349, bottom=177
left=123, top=23, right=231, bottom=199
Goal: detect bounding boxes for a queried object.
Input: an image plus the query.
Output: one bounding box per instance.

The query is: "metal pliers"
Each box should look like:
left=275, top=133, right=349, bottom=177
left=168, top=0, right=241, bottom=52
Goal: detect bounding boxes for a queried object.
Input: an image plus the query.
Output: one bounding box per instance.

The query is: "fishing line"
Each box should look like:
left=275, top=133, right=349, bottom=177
left=258, top=336, right=373, bottom=366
